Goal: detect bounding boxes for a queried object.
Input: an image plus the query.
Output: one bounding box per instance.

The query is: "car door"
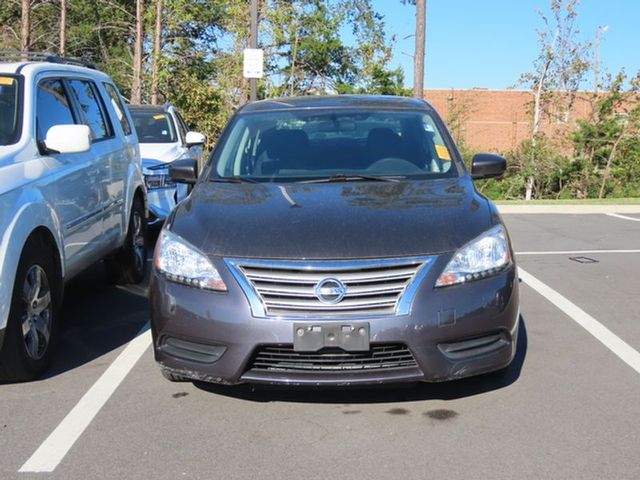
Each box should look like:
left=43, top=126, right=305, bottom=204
left=66, top=77, right=125, bottom=250
left=35, top=77, right=102, bottom=277
left=101, top=82, right=137, bottom=243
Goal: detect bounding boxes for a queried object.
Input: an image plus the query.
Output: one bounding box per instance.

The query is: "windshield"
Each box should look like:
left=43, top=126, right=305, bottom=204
left=131, top=110, right=177, bottom=143
left=212, top=108, right=458, bottom=182
left=0, top=76, right=20, bottom=146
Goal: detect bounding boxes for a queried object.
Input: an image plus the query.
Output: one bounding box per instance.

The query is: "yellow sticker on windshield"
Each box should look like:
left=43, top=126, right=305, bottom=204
left=153, top=114, right=166, bottom=120
left=435, top=145, right=451, bottom=160
left=0, top=77, right=16, bottom=86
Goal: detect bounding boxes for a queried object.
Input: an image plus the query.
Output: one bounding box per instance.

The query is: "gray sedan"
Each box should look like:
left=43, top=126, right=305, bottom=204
left=149, top=95, right=519, bottom=386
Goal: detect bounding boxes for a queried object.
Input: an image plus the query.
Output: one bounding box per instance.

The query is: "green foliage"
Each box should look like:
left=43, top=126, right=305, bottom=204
left=570, top=71, right=640, bottom=198
left=467, top=72, right=640, bottom=201
left=266, top=0, right=402, bottom=96
left=0, top=0, right=407, bottom=148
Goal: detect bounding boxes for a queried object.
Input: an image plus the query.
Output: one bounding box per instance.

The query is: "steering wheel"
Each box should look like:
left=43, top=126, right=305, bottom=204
left=367, top=157, right=424, bottom=174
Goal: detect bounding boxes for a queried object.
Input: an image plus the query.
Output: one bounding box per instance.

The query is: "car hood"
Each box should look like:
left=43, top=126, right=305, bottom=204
left=0, top=144, right=51, bottom=195
left=139, top=143, right=183, bottom=163
left=170, top=177, right=498, bottom=260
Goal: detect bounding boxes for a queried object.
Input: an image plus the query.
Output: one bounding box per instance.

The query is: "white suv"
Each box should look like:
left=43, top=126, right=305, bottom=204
left=0, top=54, right=147, bottom=382
left=129, top=104, right=205, bottom=226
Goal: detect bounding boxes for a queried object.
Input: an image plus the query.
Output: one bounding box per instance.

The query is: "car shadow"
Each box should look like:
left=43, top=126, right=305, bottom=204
left=39, top=260, right=150, bottom=380
left=194, top=316, right=528, bottom=404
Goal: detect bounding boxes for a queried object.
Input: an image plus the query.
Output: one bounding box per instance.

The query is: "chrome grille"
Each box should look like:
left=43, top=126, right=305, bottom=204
left=225, top=257, right=433, bottom=318
left=248, top=344, right=418, bottom=373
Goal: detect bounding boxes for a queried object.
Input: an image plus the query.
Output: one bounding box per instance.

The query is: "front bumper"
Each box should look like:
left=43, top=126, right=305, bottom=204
left=146, top=184, right=189, bottom=226
left=147, top=187, right=176, bottom=226
left=149, top=258, right=519, bottom=386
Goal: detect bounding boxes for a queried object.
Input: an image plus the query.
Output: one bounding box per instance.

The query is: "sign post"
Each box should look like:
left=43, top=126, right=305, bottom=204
left=246, top=0, right=260, bottom=102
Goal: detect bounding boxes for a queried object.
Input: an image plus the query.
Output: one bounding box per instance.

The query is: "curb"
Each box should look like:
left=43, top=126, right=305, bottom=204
left=496, top=205, right=640, bottom=214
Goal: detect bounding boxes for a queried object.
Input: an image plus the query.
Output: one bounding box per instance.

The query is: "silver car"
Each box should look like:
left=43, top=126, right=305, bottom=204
left=0, top=53, right=147, bottom=382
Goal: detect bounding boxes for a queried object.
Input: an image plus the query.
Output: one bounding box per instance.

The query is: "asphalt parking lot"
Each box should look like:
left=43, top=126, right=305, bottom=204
left=1, top=212, right=639, bottom=480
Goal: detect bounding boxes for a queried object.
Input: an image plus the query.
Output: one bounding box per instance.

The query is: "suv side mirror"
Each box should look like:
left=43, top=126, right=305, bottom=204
left=44, top=125, right=91, bottom=154
left=169, top=158, right=198, bottom=184
left=185, top=131, right=205, bottom=147
left=471, top=153, right=507, bottom=180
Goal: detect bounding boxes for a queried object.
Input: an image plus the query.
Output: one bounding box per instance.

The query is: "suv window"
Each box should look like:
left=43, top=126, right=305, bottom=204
left=68, top=79, right=112, bottom=141
left=0, top=76, right=20, bottom=146
left=103, top=83, right=132, bottom=136
left=36, top=79, right=76, bottom=143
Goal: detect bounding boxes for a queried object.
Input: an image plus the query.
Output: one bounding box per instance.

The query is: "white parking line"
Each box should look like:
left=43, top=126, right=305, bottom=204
left=606, top=213, right=640, bottom=222
left=519, top=268, right=640, bottom=376
left=516, top=249, right=640, bottom=255
left=19, top=323, right=152, bottom=473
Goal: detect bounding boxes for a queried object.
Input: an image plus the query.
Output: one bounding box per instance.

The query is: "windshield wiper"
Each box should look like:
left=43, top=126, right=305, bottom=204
left=301, top=174, right=403, bottom=184
left=209, top=176, right=258, bottom=184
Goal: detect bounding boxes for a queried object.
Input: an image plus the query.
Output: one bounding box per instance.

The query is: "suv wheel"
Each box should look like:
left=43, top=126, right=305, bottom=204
left=105, top=197, right=148, bottom=285
left=0, top=236, right=60, bottom=382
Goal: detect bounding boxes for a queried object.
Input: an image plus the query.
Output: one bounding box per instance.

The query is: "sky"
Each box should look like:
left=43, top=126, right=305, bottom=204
left=372, top=0, right=640, bottom=90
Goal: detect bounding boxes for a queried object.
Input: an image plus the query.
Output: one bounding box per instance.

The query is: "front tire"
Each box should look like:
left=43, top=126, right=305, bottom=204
left=0, top=236, right=60, bottom=382
left=105, top=196, right=148, bottom=285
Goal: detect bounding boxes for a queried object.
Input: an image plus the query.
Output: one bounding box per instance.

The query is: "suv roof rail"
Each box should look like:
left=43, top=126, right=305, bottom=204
left=0, top=51, right=97, bottom=70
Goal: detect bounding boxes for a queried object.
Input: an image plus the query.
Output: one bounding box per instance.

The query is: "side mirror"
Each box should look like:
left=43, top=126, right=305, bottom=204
left=44, top=124, right=91, bottom=154
left=471, top=153, right=506, bottom=180
left=169, top=158, right=198, bottom=184
left=185, top=131, right=206, bottom=147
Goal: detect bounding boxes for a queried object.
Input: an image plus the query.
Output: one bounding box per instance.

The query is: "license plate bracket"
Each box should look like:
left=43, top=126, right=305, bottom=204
left=293, top=323, right=370, bottom=352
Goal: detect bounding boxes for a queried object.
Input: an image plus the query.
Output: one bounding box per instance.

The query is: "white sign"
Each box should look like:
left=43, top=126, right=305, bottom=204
left=243, top=48, right=264, bottom=79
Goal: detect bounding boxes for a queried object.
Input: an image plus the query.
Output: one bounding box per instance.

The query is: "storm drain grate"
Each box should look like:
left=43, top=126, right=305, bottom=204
left=569, top=256, right=599, bottom=264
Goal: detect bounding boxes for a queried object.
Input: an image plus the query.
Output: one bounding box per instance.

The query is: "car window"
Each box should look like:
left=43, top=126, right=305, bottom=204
left=0, top=76, right=20, bottom=146
left=213, top=109, right=457, bottom=181
left=67, top=79, right=112, bottom=141
left=130, top=110, right=177, bottom=143
left=103, top=83, right=132, bottom=136
left=36, top=79, right=76, bottom=143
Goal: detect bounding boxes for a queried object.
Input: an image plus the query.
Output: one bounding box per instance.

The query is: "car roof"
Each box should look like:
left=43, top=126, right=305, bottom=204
left=0, top=62, right=23, bottom=74
left=0, top=61, right=111, bottom=81
left=239, top=95, right=434, bottom=113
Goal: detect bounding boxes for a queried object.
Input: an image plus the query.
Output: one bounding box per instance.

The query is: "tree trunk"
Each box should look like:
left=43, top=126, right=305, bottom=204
left=59, top=0, right=67, bottom=56
left=20, top=0, right=30, bottom=53
left=412, top=0, right=426, bottom=99
left=150, top=0, right=162, bottom=105
left=526, top=56, right=552, bottom=201
left=249, top=0, right=258, bottom=102
left=131, top=0, right=144, bottom=104
left=290, top=27, right=299, bottom=96
left=598, top=133, right=624, bottom=199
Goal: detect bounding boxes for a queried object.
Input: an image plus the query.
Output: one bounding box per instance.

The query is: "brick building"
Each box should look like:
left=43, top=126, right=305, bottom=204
left=424, top=88, right=596, bottom=153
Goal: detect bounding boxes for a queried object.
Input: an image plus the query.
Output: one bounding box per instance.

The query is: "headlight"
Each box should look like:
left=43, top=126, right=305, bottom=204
left=145, top=173, right=174, bottom=190
left=154, top=230, right=227, bottom=291
left=435, top=224, right=511, bottom=287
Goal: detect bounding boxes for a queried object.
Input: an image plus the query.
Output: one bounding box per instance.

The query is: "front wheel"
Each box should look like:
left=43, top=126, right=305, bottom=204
left=105, top=197, right=148, bottom=285
left=0, top=236, right=60, bottom=382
